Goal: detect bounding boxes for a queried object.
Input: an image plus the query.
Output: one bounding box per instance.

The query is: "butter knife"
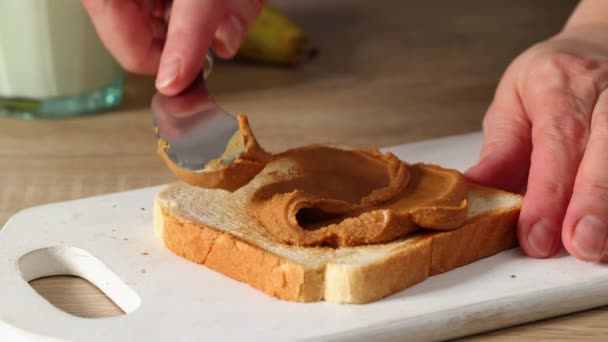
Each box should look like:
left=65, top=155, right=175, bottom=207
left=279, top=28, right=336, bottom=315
left=151, top=53, right=241, bottom=171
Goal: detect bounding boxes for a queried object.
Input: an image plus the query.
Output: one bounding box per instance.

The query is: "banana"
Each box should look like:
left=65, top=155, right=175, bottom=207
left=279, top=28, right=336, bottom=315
left=236, top=6, right=316, bottom=66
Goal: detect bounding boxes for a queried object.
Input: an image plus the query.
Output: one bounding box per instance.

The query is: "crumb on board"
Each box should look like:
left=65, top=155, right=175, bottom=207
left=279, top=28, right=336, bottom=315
left=124, top=238, right=129, bottom=241
left=140, top=269, right=146, bottom=274
left=510, top=274, right=516, bottom=278
left=141, top=252, right=149, bottom=256
left=141, top=207, right=146, bottom=211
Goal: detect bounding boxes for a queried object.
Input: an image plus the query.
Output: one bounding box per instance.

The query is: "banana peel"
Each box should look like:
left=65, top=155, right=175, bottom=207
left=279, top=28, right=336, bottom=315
left=236, top=6, right=317, bottom=66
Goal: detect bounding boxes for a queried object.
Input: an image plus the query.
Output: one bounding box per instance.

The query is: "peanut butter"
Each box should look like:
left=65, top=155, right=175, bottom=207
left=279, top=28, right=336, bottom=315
left=160, top=114, right=469, bottom=247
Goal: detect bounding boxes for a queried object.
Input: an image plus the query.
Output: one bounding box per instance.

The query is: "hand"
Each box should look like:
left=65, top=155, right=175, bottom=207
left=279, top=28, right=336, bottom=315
left=81, top=0, right=264, bottom=95
left=466, top=24, right=608, bottom=262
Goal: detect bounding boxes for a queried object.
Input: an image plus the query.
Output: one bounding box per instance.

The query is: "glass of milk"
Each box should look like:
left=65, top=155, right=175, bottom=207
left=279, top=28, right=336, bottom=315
left=0, top=1, right=123, bottom=119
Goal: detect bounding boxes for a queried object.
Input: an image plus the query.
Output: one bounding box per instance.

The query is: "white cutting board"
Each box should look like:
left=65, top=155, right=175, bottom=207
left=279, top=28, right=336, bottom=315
left=2, top=132, right=608, bottom=342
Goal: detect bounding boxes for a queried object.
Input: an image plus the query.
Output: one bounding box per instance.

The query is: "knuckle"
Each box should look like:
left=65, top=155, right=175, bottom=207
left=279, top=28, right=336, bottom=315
left=482, top=101, right=529, bottom=134
left=529, top=179, right=570, bottom=199
left=536, top=51, right=601, bottom=78
left=550, top=91, right=589, bottom=118
left=525, top=51, right=603, bottom=99
left=540, top=113, right=590, bottom=149
left=529, top=52, right=575, bottom=82
left=580, top=181, right=608, bottom=204
left=169, top=27, right=198, bottom=42
left=167, top=28, right=206, bottom=53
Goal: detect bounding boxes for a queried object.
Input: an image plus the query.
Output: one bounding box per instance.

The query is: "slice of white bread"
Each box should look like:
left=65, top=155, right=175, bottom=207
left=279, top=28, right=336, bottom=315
left=153, top=157, right=522, bottom=304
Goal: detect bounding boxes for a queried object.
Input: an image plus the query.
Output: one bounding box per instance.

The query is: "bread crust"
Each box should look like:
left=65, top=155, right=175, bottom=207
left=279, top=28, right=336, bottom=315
left=430, top=207, right=519, bottom=276
left=324, top=236, right=432, bottom=303
left=155, top=187, right=520, bottom=304
left=159, top=205, right=324, bottom=302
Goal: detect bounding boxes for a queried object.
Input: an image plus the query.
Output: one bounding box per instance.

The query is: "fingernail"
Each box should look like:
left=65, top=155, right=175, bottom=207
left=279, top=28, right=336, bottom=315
left=216, top=15, right=244, bottom=55
left=572, top=215, right=608, bottom=261
left=527, top=219, right=557, bottom=257
left=156, top=58, right=180, bottom=89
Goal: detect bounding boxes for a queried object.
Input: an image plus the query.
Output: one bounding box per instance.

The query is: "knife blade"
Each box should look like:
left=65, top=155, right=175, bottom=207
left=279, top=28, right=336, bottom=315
left=151, top=53, right=241, bottom=171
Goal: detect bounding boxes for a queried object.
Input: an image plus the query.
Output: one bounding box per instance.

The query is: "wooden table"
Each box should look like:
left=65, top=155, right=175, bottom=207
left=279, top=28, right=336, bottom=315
left=2, top=0, right=606, bottom=339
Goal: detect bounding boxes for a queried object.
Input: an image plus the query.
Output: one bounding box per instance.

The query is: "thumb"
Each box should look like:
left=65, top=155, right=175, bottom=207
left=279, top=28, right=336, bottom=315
left=465, top=81, right=531, bottom=194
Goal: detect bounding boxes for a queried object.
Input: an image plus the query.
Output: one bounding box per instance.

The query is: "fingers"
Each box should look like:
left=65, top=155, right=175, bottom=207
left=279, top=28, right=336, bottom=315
left=84, top=0, right=262, bottom=94
left=212, top=15, right=246, bottom=59
left=518, top=88, right=593, bottom=258
left=156, top=0, right=225, bottom=95
left=465, top=74, right=532, bottom=194
left=212, top=0, right=265, bottom=58
left=81, top=0, right=164, bottom=74
left=562, top=90, right=608, bottom=262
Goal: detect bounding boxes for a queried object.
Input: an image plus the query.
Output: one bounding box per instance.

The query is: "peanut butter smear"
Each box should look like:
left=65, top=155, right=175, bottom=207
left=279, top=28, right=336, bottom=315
left=160, top=114, right=469, bottom=247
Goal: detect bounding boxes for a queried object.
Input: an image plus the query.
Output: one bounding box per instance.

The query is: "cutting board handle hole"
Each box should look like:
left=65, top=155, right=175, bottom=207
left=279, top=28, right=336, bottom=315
left=18, top=246, right=141, bottom=317
left=29, top=276, right=125, bottom=318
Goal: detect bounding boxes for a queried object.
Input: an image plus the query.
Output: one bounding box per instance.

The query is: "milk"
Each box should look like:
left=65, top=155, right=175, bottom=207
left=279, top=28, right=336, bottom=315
left=0, top=0, right=120, bottom=100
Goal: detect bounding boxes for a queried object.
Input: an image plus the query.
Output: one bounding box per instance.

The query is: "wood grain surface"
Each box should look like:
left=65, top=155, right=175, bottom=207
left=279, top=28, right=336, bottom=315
left=2, top=0, right=607, bottom=339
